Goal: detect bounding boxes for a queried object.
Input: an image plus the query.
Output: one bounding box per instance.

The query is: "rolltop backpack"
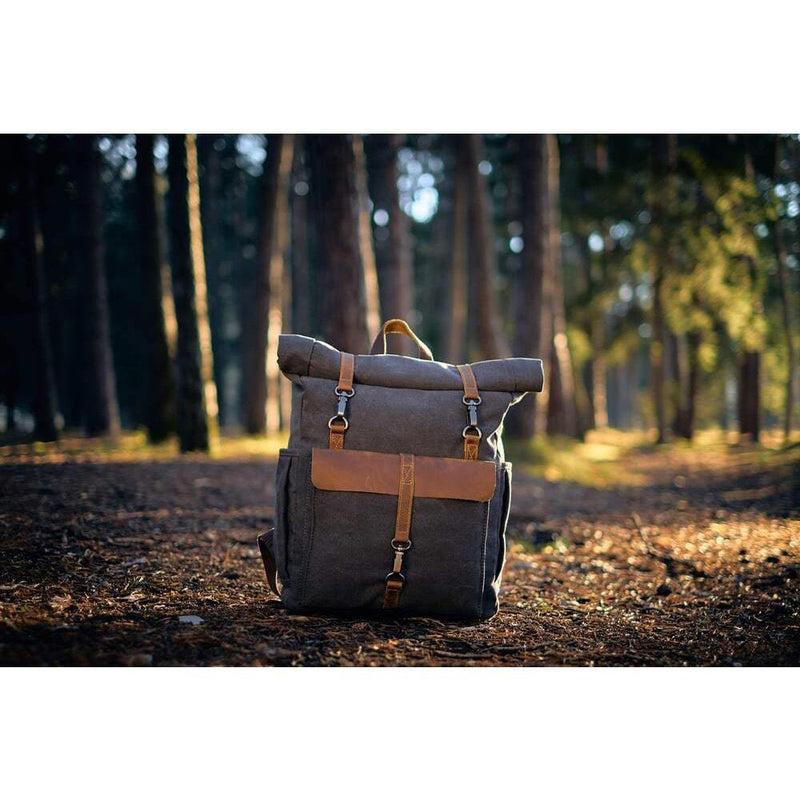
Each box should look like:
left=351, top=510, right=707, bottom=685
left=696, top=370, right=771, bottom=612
left=257, top=319, right=544, bottom=620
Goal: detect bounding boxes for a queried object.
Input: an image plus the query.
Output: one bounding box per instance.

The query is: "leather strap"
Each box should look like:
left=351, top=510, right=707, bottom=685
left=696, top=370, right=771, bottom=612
left=329, top=352, right=355, bottom=449
left=383, top=453, right=415, bottom=608
left=457, top=364, right=481, bottom=460
left=336, top=351, right=355, bottom=393
left=463, top=432, right=480, bottom=460
left=370, top=319, right=434, bottom=361
left=257, top=529, right=280, bottom=597
left=457, top=363, right=480, bottom=401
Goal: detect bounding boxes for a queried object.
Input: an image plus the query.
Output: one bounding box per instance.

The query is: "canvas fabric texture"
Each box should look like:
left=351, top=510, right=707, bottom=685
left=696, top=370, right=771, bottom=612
left=258, top=322, right=543, bottom=620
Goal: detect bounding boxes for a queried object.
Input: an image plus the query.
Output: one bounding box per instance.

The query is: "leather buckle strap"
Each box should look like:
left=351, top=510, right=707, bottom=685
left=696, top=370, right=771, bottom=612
left=457, top=364, right=482, bottom=460
left=329, top=352, right=355, bottom=450
left=383, top=453, right=415, bottom=608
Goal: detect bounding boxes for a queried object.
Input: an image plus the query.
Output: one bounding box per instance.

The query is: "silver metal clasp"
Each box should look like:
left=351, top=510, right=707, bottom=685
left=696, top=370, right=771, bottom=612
left=462, top=396, right=481, bottom=435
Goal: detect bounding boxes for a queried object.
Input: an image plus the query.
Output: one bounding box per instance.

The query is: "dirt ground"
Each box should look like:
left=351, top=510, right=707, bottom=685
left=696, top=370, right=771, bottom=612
left=1, top=440, right=798, bottom=666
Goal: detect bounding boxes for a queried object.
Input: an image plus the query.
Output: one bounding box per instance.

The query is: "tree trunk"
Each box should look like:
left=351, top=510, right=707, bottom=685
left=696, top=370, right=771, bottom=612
left=506, top=135, right=551, bottom=438
left=265, top=136, right=295, bottom=435
left=353, top=135, right=382, bottom=341
left=445, top=135, right=469, bottom=365
left=241, top=135, right=284, bottom=435
left=306, top=134, right=369, bottom=355
left=738, top=350, right=760, bottom=442
left=545, top=135, right=578, bottom=437
left=198, top=135, right=229, bottom=428
left=365, top=134, right=414, bottom=345
left=671, top=333, right=691, bottom=438
left=461, top=134, right=510, bottom=361
left=167, top=134, right=213, bottom=452
left=774, top=135, right=797, bottom=440
left=20, top=138, right=58, bottom=441
left=73, top=135, right=120, bottom=437
left=135, top=134, right=175, bottom=443
left=291, top=137, right=311, bottom=337
left=649, top=134, right=676, bottom=444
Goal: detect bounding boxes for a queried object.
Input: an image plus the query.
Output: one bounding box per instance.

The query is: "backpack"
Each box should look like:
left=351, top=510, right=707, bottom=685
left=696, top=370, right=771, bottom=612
left=257, top=319, right=543, bottom=620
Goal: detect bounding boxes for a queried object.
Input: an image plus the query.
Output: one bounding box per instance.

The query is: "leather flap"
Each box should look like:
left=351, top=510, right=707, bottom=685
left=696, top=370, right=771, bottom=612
left=311, top=448, right=496, bottom=502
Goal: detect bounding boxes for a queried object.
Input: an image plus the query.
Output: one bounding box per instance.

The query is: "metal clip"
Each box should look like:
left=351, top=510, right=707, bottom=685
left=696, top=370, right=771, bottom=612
left=335, top=393, right=349, bottom=417
left=462, top=396, right=481, bottom=434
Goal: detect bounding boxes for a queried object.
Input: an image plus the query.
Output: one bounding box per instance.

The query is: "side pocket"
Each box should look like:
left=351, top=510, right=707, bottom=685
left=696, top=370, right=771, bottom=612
left=494, top=462, right=512, bottom=584
left=480, top=461, right=512, bottom=619
left=273, top=449, right=295, bottom=587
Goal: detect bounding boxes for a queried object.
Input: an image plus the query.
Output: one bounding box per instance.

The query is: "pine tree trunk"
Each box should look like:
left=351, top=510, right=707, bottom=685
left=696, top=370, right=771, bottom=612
left=774, top=135, right=797, bottom=440
left=365, top=134, right=414, bottom=341
left=291, top=137, right=311, bottom=337
left=20, top=137, right=58, bottom=441
left=241, top=135, right=284, bottom=435
left=649, top=134, right=676, bottom=444
left=507, top=135, right=551, bottom=438
left=73, top=135, right=120, bottom=437
left=265, top=136, right=295, bottom=435
left=739, top=351, right=761, bottom=442
left=462, top=134, right=510, bottom=361
left=198, top=135, right=229, bottom=428
left=445, top=135, right=469, bottom=365
left=167, top=134, right=212, bottom=452
left=306, top=135, right=369, bottom=355
left=544, top=135, right=578, bottom=437
left=136, top=134, right=175, bottom=443
left=353, top=135, right=382, bottom=341
left=671, top=333, right=691, bottom=438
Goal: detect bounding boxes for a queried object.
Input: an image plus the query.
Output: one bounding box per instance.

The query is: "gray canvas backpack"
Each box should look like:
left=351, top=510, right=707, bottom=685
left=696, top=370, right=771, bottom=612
left=258, top=319, right=543, bottom=620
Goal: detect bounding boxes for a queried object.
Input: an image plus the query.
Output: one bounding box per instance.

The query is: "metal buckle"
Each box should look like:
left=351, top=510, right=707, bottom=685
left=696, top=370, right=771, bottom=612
left=391, top=539, right=412, bottom=552
left=462, top=425, right=482, bottom=440
left=335, top=387, right=355, bottom=398
left=328, top=416, right=349, bottom=431
left=463, top=396, right=481, bottom=429
left=385, top=571, right=405, bottom=585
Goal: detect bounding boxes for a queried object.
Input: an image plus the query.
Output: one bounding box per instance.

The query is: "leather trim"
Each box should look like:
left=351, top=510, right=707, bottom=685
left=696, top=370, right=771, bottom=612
left=311, top=448, right=496, bottom=501
left=337, top=352, right=355, bottom=393
left=457, top=363, right=480, bottom=401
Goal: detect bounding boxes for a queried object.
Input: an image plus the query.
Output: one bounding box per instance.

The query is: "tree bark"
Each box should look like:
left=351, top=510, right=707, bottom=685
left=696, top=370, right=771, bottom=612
left=19, top=137, right=58, bottom=441
left=290, top=137, right=311, bottom=337
left=306, top=135, right=369, bottom=355
left=649, top=134, right=676, bottom=444
left=353, top=135, right=382, bottom=342
left=445, top=135, right=469, bottom=365
left=506, top=135, right=551, bottom=438
left=136, top=134, right=175, bottom=442
left=544, top=135, right=579, bottom=437
left=461, top=134, right=510, bottom=361
left=738, top=146, right=761, bottom=444
left=167, top=134, right=213, bottom=452
left=738, top=350, right=760, bottom=442
left=73, top=135, right=120, bottom=437
left=774, top=135, right=797, bottom=440
left=365, top=134, right=414, bottom=344
left=265, top=136, right=295, bottom=435
left=242, top=135, right=284, bottom=435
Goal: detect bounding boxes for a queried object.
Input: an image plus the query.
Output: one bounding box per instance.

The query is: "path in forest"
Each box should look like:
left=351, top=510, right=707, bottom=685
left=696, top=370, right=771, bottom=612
left=1, top=444, right=798, bottom=666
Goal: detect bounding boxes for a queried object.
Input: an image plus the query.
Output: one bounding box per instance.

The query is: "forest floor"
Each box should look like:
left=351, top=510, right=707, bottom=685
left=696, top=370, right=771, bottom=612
left=1, top=431, right=798, bottom=666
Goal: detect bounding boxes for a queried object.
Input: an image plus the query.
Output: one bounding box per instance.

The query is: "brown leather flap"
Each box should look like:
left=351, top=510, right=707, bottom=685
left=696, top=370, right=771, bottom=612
left=311, top=448, right=496, bottom=502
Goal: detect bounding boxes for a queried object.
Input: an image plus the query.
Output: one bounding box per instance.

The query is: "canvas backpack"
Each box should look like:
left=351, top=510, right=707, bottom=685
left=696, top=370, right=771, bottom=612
left=257, top=319, right=543, bottom=620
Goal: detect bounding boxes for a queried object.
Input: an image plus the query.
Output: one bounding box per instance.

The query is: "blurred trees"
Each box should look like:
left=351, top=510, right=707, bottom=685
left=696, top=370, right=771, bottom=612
left=1, top=133, right=798, bottom=446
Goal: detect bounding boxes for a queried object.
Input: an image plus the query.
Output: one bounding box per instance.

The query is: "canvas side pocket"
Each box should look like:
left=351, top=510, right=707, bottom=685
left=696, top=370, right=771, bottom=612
left=272, top=448, right=312, bottom=606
